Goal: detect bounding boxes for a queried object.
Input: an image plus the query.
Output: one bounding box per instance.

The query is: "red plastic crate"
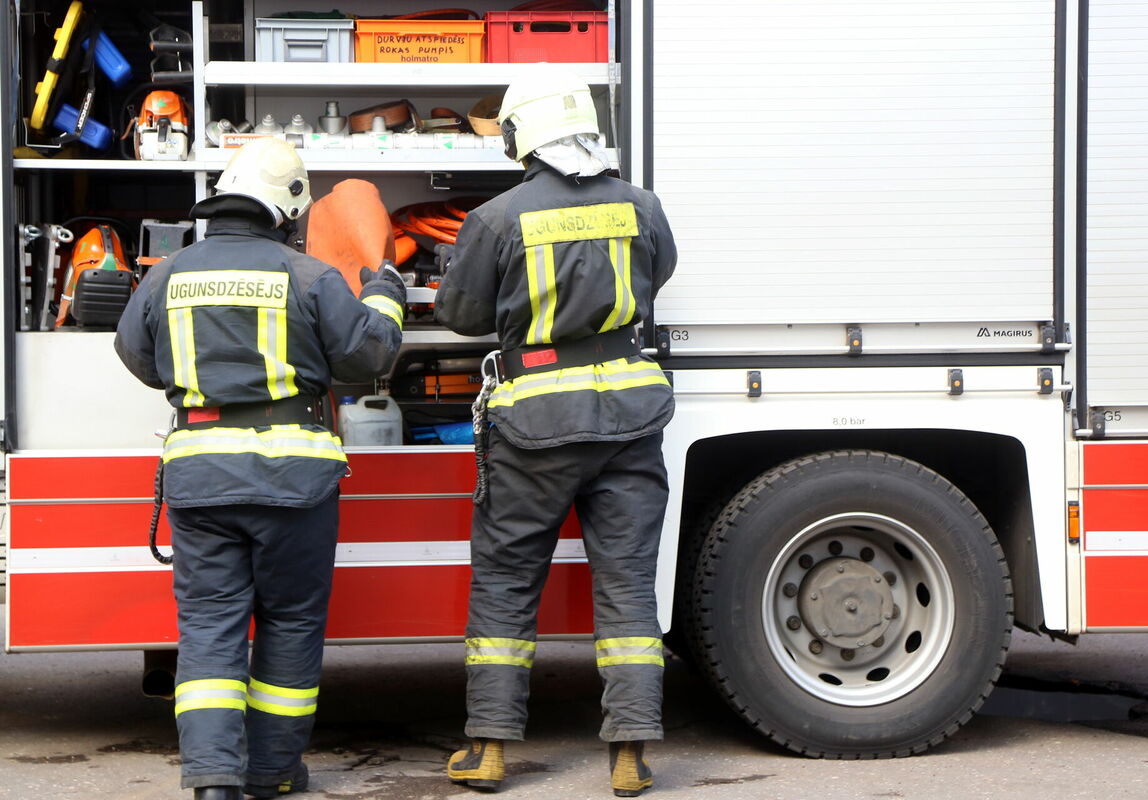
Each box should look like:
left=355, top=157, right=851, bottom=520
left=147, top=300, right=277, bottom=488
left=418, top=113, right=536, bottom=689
left=484, top=11, right=608, bottom=63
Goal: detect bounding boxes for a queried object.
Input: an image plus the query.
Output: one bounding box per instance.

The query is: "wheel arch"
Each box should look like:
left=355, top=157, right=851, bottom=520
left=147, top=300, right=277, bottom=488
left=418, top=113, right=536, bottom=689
left=673, top=428, right=1042, bottom=633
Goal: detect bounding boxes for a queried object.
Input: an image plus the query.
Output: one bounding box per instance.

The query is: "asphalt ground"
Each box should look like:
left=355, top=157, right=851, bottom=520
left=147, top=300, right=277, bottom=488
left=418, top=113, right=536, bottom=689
left=4, top=614, right=1148, bottom=800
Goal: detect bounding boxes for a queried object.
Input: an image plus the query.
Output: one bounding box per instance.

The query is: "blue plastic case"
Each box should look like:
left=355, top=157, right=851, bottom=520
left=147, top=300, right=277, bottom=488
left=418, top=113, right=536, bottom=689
left=52, top=103, right=113, bottom=150
left=81, top=31, right=132, bottom=88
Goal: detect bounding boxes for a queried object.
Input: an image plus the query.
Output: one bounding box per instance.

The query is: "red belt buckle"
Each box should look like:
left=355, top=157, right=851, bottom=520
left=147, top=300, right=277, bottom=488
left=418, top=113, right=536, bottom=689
left=187, top=407, right=222, bottom=424
left=521, top=348, right=558, bottom=370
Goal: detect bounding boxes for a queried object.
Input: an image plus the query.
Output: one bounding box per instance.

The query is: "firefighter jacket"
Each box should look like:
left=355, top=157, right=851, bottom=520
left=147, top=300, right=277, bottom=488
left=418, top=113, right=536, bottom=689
left=435, top=160, right=677, bottom=448
left=115, top=214, right=405, bottom=508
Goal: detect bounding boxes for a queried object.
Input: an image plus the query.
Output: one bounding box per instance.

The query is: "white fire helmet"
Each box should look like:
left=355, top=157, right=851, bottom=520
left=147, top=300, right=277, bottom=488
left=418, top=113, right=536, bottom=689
left=213, top=137, right=312, bottom=225
left=498, top=66, right=600, bottom=162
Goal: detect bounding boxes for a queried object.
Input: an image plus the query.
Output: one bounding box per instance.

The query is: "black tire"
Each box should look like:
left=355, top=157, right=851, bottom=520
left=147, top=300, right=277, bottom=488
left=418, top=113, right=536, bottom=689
left=689, top=450, right=1013, bottom=758
left=665, top=497, right=731, bottom=665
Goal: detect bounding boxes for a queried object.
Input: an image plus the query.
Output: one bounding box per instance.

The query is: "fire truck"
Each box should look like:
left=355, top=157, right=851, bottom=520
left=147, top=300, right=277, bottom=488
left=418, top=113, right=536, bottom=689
left=3, top=0, right=1147, bottom=760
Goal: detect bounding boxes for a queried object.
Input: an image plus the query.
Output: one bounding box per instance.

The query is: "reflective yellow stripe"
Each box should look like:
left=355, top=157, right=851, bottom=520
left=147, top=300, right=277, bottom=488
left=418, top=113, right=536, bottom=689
left=166, top=270, right=289, bottom=309
left=595, top=637, right=664, bottom=668
left=596, top=636, right=663, bottom=650
left=524, top=243, right=557, bottom=345
left=520, top=203, right=639, bottom=247
left=488, top=358, right=669, bottom=408
left=465, top=637, right=537, bottom=668
left=249, top=678, right=319, bottom=699
left=596, top=655, right=665, bottom=667
left=162, top=425, right=348, bottom=463
left=619, top=237, right=635, bottom=326
left=525, top=243, right=555, bottom=344
left=246, top=678, right=319, bottom=717
left=599, top=237, right=635, bottom=333
left=168, top=307, right=204, bottom=407
left=363, top=294, right=405, bottom=329
left=258, top=307, right=297, bottom=400
left=174, top=679, right=248, bottom=716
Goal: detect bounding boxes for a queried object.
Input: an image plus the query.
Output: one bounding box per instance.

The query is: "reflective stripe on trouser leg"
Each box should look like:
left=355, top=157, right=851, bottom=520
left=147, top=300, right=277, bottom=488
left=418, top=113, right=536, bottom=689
left=575, top=432, right=669, bottom=742
left=170, top=504, right=257, bottom=789
left=244, top=494, right=340, bottom=787
left=463, top=428, right=578, bottom=741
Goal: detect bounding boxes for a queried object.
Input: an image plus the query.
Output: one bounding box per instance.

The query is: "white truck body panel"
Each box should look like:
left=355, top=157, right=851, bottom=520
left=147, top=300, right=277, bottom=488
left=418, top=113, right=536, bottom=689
left=650, top=0, right=1057, bottom=333
left=1086, top=0, right=1148, bottom=410
left=16, top=333, right=172, bottom=450
left=657, top=365, right=1069, bottom=632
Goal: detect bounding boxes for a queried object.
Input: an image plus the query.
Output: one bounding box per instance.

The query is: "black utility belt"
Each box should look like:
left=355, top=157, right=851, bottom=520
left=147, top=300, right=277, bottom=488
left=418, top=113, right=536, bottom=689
left=175, top=395, right=324, bottom=430
left=499, top=327, right=640, bottom=382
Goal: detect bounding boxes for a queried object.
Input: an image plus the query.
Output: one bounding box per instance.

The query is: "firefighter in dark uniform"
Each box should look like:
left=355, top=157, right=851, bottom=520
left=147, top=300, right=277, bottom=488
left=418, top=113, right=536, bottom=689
left=435, top=67, right=677, bottom=797
left=115, top=137, right=406, bottom=800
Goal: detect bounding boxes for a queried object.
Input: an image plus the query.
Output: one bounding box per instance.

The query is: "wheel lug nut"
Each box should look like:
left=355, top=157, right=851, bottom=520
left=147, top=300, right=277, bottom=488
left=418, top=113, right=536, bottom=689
left=836, top=563, right=845, bottom=573
left=892, top=604, right=901, bottom=619
left=872, top=636, right=885, bottom=648
left=828, top=541, right=843, bottom=555
left=873, top=575, right=882, bottom=583
left=884, top=571, right=897, bottom=586
left=786, top=615, right=801, bottom=631
left=841, top=648, right=855, bottom=661
left=799, top=554, right=814, bottom=569
left=809, top=640, right=823, bottom=655
left=860, top=547, right=874, bottom=562
left=783, top=582, right=798, bottom=598
left=809, top=591, right=819, bottom=600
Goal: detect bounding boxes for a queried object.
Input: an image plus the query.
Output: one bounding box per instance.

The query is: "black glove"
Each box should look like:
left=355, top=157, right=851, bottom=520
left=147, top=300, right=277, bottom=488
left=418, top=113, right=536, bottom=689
left=434, top=243, right=455, bottom=274
left=360, top=260, right=406, bottom=292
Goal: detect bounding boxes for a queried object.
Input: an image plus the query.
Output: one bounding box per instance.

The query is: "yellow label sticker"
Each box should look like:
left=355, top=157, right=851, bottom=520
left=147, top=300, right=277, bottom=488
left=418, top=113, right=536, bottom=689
left=166, top=270, right=289, bottom=309
left=520, top=202, right=639, bottom=247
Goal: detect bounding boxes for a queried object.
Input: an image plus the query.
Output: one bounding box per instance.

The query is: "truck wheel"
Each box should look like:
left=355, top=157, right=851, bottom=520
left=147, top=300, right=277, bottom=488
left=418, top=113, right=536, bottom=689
left=690, top=450, right=1013, bottom=758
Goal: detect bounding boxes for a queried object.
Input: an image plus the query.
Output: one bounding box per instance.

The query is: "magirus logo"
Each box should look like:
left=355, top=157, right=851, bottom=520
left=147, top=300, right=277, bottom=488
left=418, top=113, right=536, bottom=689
left=977, top=327, right=1033, bottom=338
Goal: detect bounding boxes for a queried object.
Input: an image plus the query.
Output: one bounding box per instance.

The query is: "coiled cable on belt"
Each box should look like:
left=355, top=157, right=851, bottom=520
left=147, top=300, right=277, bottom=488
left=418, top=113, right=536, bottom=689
left=148, top=455, right=173, bottom=565
left=470, top=352, right=500, bottom=506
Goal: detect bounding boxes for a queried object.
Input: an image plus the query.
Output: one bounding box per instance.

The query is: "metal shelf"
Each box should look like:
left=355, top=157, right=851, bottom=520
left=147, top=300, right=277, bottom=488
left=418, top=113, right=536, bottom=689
left=202, top=60, right=613, bottom=89
left=195, top=145, right=521, bottom=172
left=14, top=159, right=205, bottom=172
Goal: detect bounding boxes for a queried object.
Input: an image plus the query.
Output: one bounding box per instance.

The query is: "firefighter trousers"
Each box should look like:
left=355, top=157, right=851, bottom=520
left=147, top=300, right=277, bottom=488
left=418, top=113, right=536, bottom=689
left=168, top=492, right=339, bottom=790
left=464, top=428, right=669, bottom=743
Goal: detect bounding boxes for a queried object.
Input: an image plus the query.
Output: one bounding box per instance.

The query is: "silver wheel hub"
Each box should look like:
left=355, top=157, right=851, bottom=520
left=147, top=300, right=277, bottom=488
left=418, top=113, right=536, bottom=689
left=799, top=559, right=893, bottom=648
left=762, top=512, right=955, bottom=707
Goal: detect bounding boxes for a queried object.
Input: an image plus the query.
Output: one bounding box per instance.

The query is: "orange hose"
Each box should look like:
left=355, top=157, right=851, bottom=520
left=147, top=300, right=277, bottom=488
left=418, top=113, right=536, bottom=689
left=306, top=179, right=396, bottom=293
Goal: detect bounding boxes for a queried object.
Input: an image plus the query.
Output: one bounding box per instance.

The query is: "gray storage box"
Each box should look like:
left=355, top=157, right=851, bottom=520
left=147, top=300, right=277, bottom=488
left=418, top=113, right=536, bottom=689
left=255, top=18, right=355, bottom=62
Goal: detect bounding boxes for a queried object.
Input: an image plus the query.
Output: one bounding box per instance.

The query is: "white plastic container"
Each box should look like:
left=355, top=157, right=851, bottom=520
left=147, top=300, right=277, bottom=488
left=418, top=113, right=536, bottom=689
left=338, top=394, right=402, bottom=446
left=255, top=18, right=355, bottom=63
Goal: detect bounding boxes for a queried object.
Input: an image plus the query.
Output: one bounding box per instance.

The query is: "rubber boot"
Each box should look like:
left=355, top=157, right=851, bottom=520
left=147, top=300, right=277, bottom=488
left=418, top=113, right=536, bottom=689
left=609, top=741, right=653, bottom=798
left=193, top=788, right=242, bottom=800
left=243, top=762, right=309, bottom=797
left=447, top=738, right=505, bottom=791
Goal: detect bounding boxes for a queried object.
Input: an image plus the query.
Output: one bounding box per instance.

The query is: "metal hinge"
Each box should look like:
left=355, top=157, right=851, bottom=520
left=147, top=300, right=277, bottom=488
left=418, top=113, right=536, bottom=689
left=846, top=325, right=862, bottom=355
left=1089, top=410, right=1107, bottom=439
left=948, top=369, right=964, bottom=395
left=747, top=370, right=762, bottom=398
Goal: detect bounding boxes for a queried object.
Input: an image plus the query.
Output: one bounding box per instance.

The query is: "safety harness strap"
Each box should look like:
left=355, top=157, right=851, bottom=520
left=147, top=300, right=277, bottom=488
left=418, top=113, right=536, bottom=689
left=174, top=394, right=323, bottom=430
left=500, top=326, right=639, bottom=382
